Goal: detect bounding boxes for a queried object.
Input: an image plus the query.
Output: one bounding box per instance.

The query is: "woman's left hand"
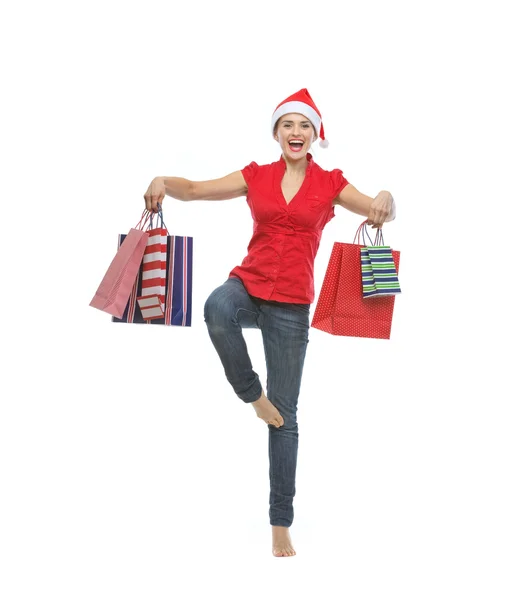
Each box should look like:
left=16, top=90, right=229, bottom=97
left=367, top=191, right=395, bottom=228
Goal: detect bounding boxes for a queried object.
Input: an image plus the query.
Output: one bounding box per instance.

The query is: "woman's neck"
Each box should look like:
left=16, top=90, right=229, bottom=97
left=282, top=154, right=309, bottom=176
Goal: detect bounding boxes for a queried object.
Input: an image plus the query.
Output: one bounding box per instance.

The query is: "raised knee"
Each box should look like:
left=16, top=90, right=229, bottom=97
left=203, top=293, right=218, bottom=325
left=204, top=288, right=232, bottom=327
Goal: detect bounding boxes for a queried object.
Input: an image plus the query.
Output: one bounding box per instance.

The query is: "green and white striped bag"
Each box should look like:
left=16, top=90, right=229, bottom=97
left=358, top=222, right=401, bottom=298
left=360, top=246, right=377, bottom=297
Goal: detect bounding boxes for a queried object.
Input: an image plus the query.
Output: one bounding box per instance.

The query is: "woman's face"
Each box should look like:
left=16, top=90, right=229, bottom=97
left=274, top=113, right=316, bottom=159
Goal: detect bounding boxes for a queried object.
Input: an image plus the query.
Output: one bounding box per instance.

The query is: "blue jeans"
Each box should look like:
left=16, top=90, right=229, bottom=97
left=203, top=276, right=310, bottom=527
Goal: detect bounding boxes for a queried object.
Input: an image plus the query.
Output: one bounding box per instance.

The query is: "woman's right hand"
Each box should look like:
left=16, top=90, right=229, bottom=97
left=144, top=177, right=166, bottom=213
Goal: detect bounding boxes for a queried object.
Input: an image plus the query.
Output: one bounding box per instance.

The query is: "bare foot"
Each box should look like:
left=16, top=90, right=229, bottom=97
left=272, top=526, right=296, bottom=557
left=251, top=391, right=284, bottom=428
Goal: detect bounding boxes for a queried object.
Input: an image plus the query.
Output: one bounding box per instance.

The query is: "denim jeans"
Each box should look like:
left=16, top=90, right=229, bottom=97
left=203, top=276, right=310, bottom=527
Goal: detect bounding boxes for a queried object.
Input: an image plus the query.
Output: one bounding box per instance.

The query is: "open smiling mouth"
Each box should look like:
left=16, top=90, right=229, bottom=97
left=288, top=141, right=304, bottom=152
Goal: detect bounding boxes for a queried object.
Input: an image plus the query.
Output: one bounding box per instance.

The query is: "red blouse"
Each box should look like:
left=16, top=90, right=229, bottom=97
left=228, top=153, right=349, bottom=304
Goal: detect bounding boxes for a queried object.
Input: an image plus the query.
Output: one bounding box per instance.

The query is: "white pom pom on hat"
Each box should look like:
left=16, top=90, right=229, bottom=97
left=271, top=88, right=329, bottom=148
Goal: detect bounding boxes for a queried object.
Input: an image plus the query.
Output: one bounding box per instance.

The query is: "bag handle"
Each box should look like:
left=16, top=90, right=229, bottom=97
left=353, top=220, right=373, bottom=246
left=134, top=204, right=169, bottom=233
left=354, top=219, right=387, bottom=246
left=135, top=209, right=152, bottom=230
left=148, top=204, right=169, bottom=233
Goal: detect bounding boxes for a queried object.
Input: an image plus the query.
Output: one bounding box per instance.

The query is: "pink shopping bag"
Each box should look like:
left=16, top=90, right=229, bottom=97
left=89, top=211, right=151, bottom=318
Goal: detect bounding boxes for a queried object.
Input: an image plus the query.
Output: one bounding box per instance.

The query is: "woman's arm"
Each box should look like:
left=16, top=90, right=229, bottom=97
left=334, top=184, right=395, bottom=228
left=187, top=170, right=248, bottom=201
left=144, top=171, right=248, bottom=212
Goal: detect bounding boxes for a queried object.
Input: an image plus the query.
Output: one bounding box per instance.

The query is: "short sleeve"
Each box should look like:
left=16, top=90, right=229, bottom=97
left=329, top=168, right=350, bottom=199
left=241, top=161, right=259, bottom=186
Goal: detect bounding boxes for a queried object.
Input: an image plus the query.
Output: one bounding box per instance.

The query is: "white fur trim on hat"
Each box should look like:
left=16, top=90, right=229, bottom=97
left=271, top=101, right=322, bottom=138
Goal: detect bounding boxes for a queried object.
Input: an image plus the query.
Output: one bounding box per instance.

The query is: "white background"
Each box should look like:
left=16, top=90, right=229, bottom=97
left=1, top=0, right=516, bottom=598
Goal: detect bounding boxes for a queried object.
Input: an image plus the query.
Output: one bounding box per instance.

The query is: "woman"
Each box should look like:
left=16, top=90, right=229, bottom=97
left=144, top=89, right=396, bottom=557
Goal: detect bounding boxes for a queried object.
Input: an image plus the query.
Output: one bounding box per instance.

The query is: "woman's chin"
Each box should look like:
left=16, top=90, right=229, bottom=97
left=284, top=147, right=308, bottom=160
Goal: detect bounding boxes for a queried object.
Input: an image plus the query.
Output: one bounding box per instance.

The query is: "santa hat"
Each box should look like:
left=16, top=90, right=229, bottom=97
left=271, top=88, right=329, bottom=148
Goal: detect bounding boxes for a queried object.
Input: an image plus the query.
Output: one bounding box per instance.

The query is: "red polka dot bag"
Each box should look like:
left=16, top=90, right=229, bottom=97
left=311, top=220, right=401, bottom=339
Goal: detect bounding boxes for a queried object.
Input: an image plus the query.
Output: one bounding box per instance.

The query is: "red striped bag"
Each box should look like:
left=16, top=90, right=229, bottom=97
left=136, top=212, right=167, bottom=320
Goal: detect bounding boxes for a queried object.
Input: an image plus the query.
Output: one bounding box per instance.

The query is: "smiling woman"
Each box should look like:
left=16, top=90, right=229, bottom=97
left=142, top=87, right=396, bottom=558
left=271, top=88, right=329, bottom=148
left=274, top=115, right=316, bottom=157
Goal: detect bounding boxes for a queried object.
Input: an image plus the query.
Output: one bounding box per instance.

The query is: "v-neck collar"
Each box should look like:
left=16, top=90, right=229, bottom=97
left=277, top=153, right=314, bottom=208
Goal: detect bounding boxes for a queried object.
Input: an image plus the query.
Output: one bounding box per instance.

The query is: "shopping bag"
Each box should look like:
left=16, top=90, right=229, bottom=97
left=136, top=211, right=167, bottom=319
left=112, top=210, right=193, bottom=326
left=358, top=223, right=401, bottom=298
left=360, top=246, right=377, bottom=297
left=311, top=222, right=401, bottom=339
left=365, top=227, right=401, bottom=297
left=89, top=211, right=151, bottom=318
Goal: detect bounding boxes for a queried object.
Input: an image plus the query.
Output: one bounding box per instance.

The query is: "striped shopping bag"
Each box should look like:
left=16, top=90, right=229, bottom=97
left=136, top=212, right=167, bottom=319
left=365, top=228, right=401, bottom=297
left=360, top=247, right=377, bottom=298
left=113, top=210, right=193, bottom=326
left=357, top=221, right=401, bottom=298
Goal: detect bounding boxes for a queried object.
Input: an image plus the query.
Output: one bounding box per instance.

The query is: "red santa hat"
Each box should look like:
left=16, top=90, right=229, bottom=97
left=271, top=88, right=329, bottom=148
